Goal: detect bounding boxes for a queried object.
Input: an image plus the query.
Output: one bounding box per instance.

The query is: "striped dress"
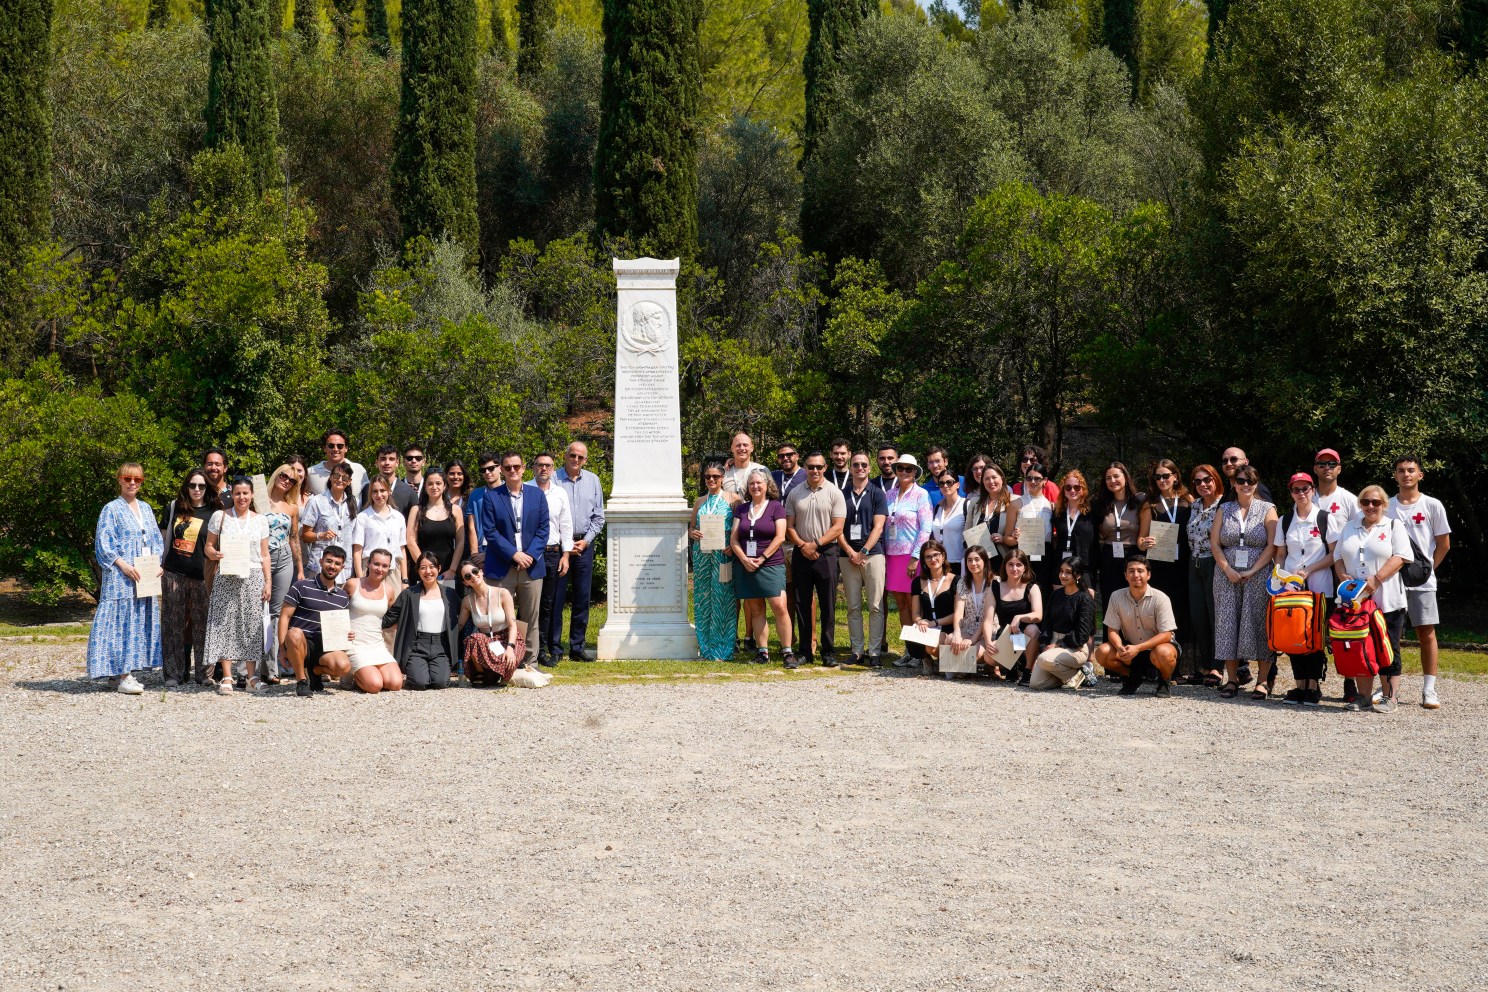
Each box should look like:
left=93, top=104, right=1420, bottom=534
left=87, top=498, right=164, bottom=679
left=691, top=494, right=737, bottom=660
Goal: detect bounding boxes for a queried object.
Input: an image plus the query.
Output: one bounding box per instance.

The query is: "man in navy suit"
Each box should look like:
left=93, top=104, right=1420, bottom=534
left=479, top=451, right=550, bottom=667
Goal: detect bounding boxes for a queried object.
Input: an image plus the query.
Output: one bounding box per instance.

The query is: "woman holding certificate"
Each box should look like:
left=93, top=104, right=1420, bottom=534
left=160, top=468, right=219, bottom=687
left=962, top=462, right=1013, bottom=564
left=884, top=455, right=933, bottom=665
left=203, top=478, right=272, bottom=694
left=985, top=550, right=1043, bottom=682
left=1209, top=465, right=1278, bottom=699
left=904, top=540, right=956, bottom=671
left=87, top=463, right=165, bottom=693
left=1137, top=459, right=1191, bottom=668
left=688, top=463, right=736, bottom=661
left=1092, top=463, right=1145, bottom=610
left=945, top=545, right=996, bottom=675
left=730, top=469, right=793, bottom=666
left=1003, top=463, right=1053, bottom=593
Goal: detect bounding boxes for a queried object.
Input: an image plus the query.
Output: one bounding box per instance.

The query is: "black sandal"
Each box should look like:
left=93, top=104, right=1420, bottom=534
left=1203, top=672, right=1223, bottom=688
left=1219, top=681, right=1239, bottom=698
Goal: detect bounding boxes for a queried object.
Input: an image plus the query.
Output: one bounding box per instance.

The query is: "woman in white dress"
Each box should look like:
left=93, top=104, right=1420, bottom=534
left=343, top=548, right=404, bottom=694
left=352, top=478, right=408, bottom=581
left=203, top=478, right=273, bottom=694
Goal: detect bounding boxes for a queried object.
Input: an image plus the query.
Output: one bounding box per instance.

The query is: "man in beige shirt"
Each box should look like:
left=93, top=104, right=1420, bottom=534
left=785, top=452, right=846, bottom=669
left=1095, top=555, right=1179, bottom=697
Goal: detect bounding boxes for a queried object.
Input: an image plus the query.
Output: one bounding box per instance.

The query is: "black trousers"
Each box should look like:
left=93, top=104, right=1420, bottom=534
left=539, top=546, right=566, bottom=659
left=404, top=631, right=450, bottom=690
left=791, top=550, right=838, bottom=660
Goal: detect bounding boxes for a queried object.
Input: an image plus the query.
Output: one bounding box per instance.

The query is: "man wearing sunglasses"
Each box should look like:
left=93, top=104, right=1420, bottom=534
left=306, top=428, right=368, bottom=498
left=477, top=451, right=551, bottom=668
left=556, top=442, right=604, bottom=661
left=1219, top=447, right=1272, bottom=503
left=772, top=443, right=807, bottom=502
left=785, top=452, right=847, bottom=667
left=1312, top=447, right=1357, bottom=537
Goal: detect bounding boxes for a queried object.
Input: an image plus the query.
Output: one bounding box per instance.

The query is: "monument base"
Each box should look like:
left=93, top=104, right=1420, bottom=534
left=597, top=501, right=697, bottom=660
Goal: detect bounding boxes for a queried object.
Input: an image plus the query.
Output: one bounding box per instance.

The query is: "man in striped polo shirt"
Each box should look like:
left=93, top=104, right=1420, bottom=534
left=278, top=546, right=354, bottom=697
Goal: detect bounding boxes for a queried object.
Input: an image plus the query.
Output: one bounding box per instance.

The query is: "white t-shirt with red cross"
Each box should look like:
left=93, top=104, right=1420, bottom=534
left=1387, top=493, right=1450, bottom=593
left=1315, top=486, right=1357, bottom=540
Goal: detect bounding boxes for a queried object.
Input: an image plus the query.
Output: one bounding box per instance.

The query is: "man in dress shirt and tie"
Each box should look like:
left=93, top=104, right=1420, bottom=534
left=556, top=442, right=605, bottom=662
left=532, top=452, right=573, bottom=668
left=478, top=451, right=551, bottom=668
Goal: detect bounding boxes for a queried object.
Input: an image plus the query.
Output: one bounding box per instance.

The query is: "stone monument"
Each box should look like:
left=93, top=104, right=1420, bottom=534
left=596, top=258, right=698, bottom=659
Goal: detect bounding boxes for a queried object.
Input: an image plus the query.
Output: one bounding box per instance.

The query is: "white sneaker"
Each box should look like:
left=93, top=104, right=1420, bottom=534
left=1080, top=661, right=1097, bottom=687
left=1371, top=690, right=1385, bottom=706
left=117, top=674, right=144, bottom=695
left=1422, top=686, right=1441, bottom=710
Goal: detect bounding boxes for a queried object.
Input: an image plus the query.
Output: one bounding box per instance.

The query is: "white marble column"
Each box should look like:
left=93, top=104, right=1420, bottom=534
left=596, top=258, right=698, bottom=660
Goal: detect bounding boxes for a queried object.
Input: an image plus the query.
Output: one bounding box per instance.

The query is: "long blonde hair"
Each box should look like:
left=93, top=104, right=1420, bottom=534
left=268, top=464, right=302, bottom=507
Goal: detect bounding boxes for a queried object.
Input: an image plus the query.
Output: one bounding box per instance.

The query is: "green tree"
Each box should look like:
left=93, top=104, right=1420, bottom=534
left=0, top=0, right=55, bottom=318
left=394, top=0, right=481, bottom=258
left=517, top=0, right=556, bottom=79
left=366, top=0, right=389, bottom=54
left=491, top=0, right=514, bottom=57
left=204, top=0, right=281, bottom=189
left=293, top=0, right=320, bottom=45
left=1462, top=0, right=1488, bottom=63
left=0, top=357, right=179, bottom=602
left=1102, top=0, right=1138, bottom=89
left=594, top=0, right=703, bottom=260
left=148, top=0, right=171, bottom=27
left=1206, top=0, right=1226, bottom=47
left=801, top=0, right=875, bottom=161
left=819, top=256, right=904, bottom=440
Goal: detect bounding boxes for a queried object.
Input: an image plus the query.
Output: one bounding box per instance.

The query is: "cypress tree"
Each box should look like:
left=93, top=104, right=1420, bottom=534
left=1207, top=0, right=1228, bottom=49
left=594, top=0, right=703, bottom=259
left=393, top=0, right=481, bottom=258
left=148, top=0, right=171, bottom=27
left=1102, top=0, right=1138, bottom=92
left=491, top=0, right=513, bottom=58
left=328, top=0, right=353, bottom=46
left=516, top=0, right=556, bottom=80
left=1464, top=0, right=1488, bottom=64
left=366, top=0, right=389, bottom=55
left=0, top=0, right=54, bottom=313
left=205, top=0, right=281, bottom=190
left=801, top=0, right=876, bottom=163
left=293, top=0, right=319, bottom=46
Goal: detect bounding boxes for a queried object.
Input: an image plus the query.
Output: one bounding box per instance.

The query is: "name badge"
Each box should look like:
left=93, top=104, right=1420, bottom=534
left=1233, top=549, right=1250, bottom=569
left=746, top=540, right=758, bottom=558
left=1011, top=633, right=1028, bottom=652
left=849, top=523, right=862, bottom=542
left=718, top=562, right=732, bottom=583
left=1111, top=542, right=1125, bottom=559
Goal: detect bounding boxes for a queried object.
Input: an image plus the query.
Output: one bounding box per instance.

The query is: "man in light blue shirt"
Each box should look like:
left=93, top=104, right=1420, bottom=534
left=556, top=441, right=606, bottom=661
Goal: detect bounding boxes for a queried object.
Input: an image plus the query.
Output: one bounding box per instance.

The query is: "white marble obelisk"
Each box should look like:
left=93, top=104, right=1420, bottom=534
left=596, top=258, right=698, bottom=660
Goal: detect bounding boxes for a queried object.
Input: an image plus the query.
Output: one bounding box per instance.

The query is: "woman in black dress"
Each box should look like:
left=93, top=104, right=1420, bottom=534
left=905, top=540, right=956, bottom=672
left=1137, top=458, right=1193, bottom=678
left=407, top=468, right=465, bottom=584
left=985, top=550, right=1043, bottom=683
left=1048, top=468, right=1097, bottom=598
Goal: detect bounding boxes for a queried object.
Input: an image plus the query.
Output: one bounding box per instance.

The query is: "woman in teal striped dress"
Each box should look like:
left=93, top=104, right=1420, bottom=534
left=689, top=464, right=737, bottom=660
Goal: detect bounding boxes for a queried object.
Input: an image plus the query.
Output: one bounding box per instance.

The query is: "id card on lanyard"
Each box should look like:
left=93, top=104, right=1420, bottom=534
left=848, top=490, right=865, bottom=543
left=1233, top=504, right=1251, bottom=569
left=1111, top=502, right=1127, bottom=559
left=745, top=502, right=765, bottom=558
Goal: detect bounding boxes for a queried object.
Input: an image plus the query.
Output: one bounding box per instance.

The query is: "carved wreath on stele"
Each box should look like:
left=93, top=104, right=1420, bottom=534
left=621, top=300, right=668, bottom=355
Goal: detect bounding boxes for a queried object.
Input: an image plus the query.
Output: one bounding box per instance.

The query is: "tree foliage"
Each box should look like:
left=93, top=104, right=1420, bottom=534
left=0, top=0, right=55, bottom=306
left=517, top=0, right=557, bottom=78
left=204, top=0, right=282, bottom=189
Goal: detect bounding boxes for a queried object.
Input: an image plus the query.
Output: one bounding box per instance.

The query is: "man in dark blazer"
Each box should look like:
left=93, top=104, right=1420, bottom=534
left=478, top=451, right=550, bottom=667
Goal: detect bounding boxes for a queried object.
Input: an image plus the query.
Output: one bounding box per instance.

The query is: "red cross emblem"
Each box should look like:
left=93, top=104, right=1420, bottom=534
left=1412, top=511, right=1426, bottom=525
left=1378, top=532, right=1388, bottom=541
left=1309, top=527, right=1320, bottom=537
left=1329, top=502, right=1340, bottom=513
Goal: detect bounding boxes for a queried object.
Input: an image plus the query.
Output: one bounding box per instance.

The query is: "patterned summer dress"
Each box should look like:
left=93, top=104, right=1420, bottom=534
left=1212, top=499, right=1274, bottom=661
left=87, top=498, right=164, bottom=679
left=692, top=494, right=737, bottom=661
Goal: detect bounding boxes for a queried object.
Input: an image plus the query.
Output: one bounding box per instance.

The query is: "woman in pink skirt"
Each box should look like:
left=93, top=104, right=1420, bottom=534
left=884, top=454, right=932, bottom=666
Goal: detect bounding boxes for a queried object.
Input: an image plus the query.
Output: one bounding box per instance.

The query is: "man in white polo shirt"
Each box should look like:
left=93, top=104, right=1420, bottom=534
left=1387, top=454, right=1452, bottom=710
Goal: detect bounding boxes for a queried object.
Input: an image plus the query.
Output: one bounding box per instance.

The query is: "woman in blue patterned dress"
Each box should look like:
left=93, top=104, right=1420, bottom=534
left=688, top=463, right=736, bottom=661
left=87, top=463, right=165, bottom=693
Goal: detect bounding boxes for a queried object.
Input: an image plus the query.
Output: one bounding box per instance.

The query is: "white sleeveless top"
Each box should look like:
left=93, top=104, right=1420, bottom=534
left=470, top=586, right=507, bottom=632
left=346, top=586, right=396, bottom=670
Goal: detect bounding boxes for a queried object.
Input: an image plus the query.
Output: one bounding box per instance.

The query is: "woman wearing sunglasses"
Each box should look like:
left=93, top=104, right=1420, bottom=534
left=884, top=455, right=933, bottom=664
left=160, top=468, right=221, bottom=687
left=688, top=461, right=737, bottom=661
left=1332, top=485, right=1411, bottom=713
left=1137, top=459, right=1192, bottom=677
left=1185, top=464, right=1226, bottom=686
left=456, top=563, right=522, bottom=685
left=88, top=463, right=166, bottom=694
left=1048, top=470, right=1095, bottom=595
left=1209, top=465, right=1278, bottom=698
left=1272, top=472, right=1336, bottom=705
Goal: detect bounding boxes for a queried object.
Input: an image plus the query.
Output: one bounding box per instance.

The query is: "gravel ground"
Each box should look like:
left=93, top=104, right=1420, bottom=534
left=2, top=644, right=1486, bottom=992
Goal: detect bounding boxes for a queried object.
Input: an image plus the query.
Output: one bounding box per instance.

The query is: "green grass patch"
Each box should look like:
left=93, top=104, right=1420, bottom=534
left=0, top=623, right=92, bottom=640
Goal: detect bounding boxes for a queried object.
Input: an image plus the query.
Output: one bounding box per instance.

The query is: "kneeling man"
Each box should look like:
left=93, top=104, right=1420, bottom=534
left=277, top=546, right=354, bottom=697
left=1094, top=555, right=1179, bottom=698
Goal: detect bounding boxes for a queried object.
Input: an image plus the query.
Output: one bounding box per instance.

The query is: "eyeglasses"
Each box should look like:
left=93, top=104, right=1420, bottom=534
left=1154, top=472, right=1174, bottom=480
left=703, top=474, right=723, bottom=481
left=1290, top=486, right=1312, bottom=494
left=119, top=475, right=143, bottom=483
left=1314, top=461, right=1339, bottom=468
left=326, top=442, right=347, bottom=450
left=778, top=451, right=797, bottom=459
left=404, top=454, right=424, bottom=462
left=1020, top=455, right=1034, bottom=463
left=924, top=552, right=944, bottom=560
left=851, top=462, right=869, bottom=469
left=1222, top=456, right=1242, bottom=464
left=1359, top=498, right=1385, bottom=508
left=1193, top=476, right=1214, bottom=486
left=187, top=482, right=206, bottom=490
left=535, top=463, right=555, bottom=470
left=938, top=479, right=958, bottom=488
left=567, top=452, right=587, bottom=461
left=1025, top=478, right=1044, bottom=487
left=480, top=465, right=499, bottom=473
left=1064, top=483, right=1084, bottom=491
left=502, top=464, right=524, bottom=472
left=806, top=465, right=826, bottom=472
left=1235, top=480, right=1256, bottom=488
left=460, top=572, right=479, bottom=583
left=895, top=467, right=916, bottom=474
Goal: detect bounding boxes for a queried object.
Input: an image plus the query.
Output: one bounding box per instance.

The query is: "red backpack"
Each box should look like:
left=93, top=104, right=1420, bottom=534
left=1268, top=591, right=1326, bottom=655
left=1327, top=598, right=1395, bottom=678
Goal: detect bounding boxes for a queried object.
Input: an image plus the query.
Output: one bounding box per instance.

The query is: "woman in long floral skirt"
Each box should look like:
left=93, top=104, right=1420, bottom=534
left=689, top=463, right=737, bottom=661
left=87, top=463, right=164, bottom=693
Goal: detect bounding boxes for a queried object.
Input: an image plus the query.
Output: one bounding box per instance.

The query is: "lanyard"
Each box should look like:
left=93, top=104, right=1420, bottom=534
left=966, top=578, right=986, bottom=616
left=1236, top=503, right=1250, bottom=549
left=848, top=488, right=865, bottom=519
left=925, top=574, right=950, bottom=620
left=1113, top=501, right=1128, bottom=541
left=1065, top=509, right=1078, bottom=553
left=1161, top=497, right=1177, bottom=524
left=746, top=500, right=768, bottom=537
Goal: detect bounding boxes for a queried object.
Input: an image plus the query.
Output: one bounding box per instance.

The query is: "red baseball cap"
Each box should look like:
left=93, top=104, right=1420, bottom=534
left=1288, top=472, right=1314, bottom=488
left=1314, top=448, right=1341, bottom=462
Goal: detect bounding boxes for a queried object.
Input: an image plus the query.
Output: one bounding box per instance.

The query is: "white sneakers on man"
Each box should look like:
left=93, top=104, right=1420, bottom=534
left=1422, top=685, right=1441, bottom=709
left=116, top=674, right=144, bottom=695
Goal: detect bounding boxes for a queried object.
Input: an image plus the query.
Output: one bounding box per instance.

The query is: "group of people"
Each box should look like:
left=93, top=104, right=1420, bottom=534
left=86, top=431, right=606, bottom=697
left=689, top=435, right=1453, bottom=713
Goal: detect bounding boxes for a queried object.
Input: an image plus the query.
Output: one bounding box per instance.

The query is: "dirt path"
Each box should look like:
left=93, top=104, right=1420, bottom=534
left=2, top=646, right=1484, bottom=991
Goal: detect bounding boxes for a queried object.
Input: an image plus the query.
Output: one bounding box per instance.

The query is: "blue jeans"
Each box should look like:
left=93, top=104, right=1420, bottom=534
left=552, top=542, right=596, bottom=656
